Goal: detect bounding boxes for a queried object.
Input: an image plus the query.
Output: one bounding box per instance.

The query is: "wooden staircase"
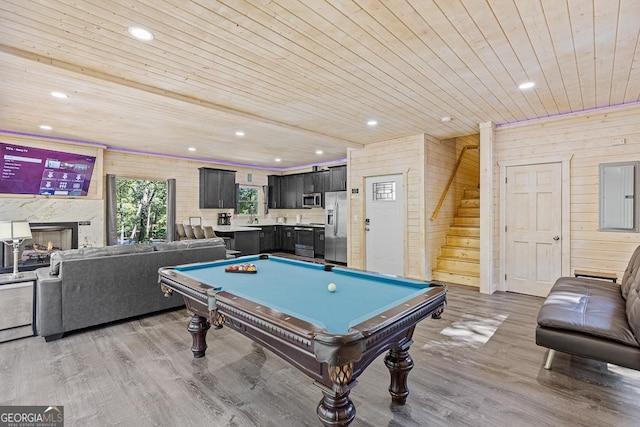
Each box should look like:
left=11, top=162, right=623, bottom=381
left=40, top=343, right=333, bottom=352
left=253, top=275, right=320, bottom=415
left=432, top=188, right=480, bottom=287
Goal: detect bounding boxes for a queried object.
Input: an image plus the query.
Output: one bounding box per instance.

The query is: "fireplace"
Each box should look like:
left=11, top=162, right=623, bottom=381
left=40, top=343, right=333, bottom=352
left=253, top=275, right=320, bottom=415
left=0, top=222, right=79, bottom=273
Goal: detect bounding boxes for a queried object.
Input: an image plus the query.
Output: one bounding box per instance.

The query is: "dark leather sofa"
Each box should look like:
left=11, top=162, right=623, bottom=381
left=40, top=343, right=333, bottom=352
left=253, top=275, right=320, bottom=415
left=536, top=245, right=640, bottom=370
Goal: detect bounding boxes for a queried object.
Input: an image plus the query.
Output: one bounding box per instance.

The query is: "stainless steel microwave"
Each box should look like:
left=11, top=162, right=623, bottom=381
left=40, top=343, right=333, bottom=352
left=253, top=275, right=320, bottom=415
left=302, top=193, right=322, bottom=208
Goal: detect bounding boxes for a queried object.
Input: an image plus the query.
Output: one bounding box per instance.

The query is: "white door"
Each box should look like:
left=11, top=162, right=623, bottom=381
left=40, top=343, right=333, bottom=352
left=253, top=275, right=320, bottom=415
left=365, top=174, right=404, bottom=276
left=505, top=163, right=562, bottom=297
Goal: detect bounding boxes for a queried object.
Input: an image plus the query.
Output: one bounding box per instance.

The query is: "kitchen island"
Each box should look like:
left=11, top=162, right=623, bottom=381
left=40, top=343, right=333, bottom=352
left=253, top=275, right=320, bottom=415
left=211, top=225, right=261, bottom=256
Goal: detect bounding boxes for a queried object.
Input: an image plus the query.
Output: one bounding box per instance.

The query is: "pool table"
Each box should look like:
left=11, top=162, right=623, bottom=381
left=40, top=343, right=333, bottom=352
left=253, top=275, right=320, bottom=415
left=158, top=254, right=447, bottom=426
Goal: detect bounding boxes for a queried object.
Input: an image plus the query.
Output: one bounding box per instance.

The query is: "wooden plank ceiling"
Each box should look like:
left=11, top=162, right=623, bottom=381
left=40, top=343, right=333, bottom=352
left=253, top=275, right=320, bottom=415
left=0, top=0, right=638, bottom=168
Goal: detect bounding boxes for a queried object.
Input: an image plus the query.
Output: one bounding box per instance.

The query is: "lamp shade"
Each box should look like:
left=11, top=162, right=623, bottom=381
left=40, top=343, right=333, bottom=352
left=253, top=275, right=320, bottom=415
left=0, top=221, right=32, bottom=241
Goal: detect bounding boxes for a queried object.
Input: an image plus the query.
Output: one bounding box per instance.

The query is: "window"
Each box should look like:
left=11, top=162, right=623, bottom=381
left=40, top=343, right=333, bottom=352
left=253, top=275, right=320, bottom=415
left=599, top=161, right=639, bottom=232
left=116, top=178, right=167, bottom=243
left=373, top=181, right=396, bottom=201
left=237, top=185, right=259, bottom=215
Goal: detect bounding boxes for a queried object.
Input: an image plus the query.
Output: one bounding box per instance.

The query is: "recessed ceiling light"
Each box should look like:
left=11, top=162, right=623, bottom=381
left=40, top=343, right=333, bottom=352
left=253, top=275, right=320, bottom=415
left=367, top=120, right=378, bottom=126
left=51, top=91, right=69, bottom=99
left=188, top=147, right=196, bottom=152
left=441, top=116, right=452, bottom=123
left=315, top=150, right=323, bottom=155
left=518, top=81, right=535, bottom=90
left=274, top=158, right=281, bottom=162
left=235, top=131, right=245, bottom=137
left=128, top=26, right=154, bottom=41
left=39, top=125, right=52, bottom=130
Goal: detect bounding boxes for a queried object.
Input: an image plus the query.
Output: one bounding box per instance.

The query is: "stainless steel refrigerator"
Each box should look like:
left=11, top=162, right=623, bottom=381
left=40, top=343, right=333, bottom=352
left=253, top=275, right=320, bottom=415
left=324, top=191, right=347, bottom=263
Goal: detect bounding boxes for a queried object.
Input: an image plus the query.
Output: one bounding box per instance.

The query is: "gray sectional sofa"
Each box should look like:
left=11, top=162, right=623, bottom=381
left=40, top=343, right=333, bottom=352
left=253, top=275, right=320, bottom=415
left=536, top=245, right=640, bottom=370
left=36, top=238, right=227, bottom=341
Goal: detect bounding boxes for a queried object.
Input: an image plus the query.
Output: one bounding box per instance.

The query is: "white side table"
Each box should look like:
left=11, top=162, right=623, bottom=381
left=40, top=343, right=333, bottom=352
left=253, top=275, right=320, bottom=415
left=0, top=271, right=36, bottom=343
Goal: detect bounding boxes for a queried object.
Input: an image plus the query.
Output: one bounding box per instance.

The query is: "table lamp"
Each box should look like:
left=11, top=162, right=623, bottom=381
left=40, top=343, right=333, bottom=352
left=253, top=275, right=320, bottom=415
left=0, top=220, right=32, bottom=279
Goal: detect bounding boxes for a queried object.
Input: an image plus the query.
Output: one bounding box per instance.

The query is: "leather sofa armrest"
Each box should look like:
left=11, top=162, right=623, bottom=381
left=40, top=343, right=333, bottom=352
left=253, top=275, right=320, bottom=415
left=35, top=267, right=64, bottom=339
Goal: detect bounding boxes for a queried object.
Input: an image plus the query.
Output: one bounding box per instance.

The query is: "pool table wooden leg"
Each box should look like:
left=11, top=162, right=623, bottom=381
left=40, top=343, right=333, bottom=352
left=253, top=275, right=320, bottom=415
left=316, top=363, right=356, bottom=426
left=384, top=342, right=414, bottom=405
left=187, top=313, right=210, bottom=358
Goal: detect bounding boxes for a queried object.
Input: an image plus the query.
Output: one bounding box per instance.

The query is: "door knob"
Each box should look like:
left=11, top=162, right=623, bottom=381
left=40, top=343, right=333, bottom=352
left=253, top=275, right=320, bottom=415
left=553, top=236, right=560, bottom=241
left=365, top=227, right=370, bottom=231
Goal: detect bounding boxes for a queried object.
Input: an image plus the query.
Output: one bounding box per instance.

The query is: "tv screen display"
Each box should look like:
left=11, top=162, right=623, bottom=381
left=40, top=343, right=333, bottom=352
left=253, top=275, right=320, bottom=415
left=0, top=142, right=96, bottom=196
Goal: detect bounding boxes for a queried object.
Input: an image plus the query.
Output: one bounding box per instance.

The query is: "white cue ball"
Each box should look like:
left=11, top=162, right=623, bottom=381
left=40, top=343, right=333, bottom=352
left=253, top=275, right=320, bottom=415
left=328, top=283, right=337, bottom=292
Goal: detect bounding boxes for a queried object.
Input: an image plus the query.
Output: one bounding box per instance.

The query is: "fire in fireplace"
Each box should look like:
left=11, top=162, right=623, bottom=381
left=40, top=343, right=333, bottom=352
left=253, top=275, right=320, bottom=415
left=0, top=222, right=79, bottom=273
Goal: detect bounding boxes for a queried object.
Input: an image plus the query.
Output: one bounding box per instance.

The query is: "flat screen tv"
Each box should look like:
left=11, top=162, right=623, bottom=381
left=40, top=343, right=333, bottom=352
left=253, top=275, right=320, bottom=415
left=0, top=142, right=96, bottom=196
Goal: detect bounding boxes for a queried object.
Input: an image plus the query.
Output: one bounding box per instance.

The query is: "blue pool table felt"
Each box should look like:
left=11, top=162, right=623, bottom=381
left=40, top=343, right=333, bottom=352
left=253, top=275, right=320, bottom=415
left=174, top=256, right=433, bottom=334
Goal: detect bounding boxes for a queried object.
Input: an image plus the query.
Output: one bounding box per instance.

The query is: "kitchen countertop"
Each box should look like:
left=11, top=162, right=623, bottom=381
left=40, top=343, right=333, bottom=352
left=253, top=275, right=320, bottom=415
left=244, top=223, right=325, bottom=228
left=212, top=225, right=262, bottom=232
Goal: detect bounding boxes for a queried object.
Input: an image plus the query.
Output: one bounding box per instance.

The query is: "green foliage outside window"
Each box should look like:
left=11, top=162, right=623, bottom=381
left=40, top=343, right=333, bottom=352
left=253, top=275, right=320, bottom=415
left=237, top=186, right=259, bottom=215
left=116, top=178, right=167, bottom=243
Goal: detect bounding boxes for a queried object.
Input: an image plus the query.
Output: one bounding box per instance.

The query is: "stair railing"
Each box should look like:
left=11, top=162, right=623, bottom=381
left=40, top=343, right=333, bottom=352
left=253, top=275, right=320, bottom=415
left=430, top=145, right=479, bottom=221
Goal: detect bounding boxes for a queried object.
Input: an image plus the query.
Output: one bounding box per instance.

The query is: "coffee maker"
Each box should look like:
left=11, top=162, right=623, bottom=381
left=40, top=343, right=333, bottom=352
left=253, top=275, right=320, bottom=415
left=217, top=213, right=231, bottom=225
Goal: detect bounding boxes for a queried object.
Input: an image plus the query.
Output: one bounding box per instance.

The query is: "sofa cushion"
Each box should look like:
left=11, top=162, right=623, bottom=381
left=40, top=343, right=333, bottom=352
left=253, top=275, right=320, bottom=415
left=537, top=277, right=639, bottom=348
left=82, top=245, right=154, bottom=258
left=49, top=249, right=84, bottom=275
left=627, top=278, right=640, bottom=341
left=153, top=238, right=224, bottom=251
left=621, top=245, right=640, bottom=300
left=185, top=237, right=224, bottom=248
left=153, top=240, right=191, bottom=251
left=49, top=245, right=156, bottom=275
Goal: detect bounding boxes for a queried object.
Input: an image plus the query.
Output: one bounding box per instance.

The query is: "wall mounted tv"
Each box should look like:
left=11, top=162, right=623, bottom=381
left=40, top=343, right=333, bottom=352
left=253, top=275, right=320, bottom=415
left=0, top=142, right=96, bottom=196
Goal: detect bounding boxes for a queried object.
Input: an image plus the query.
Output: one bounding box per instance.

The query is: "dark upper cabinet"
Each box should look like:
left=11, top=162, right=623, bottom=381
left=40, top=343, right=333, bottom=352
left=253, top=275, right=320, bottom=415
left=303, top=173, right=314, bottom=193
left=313, top=171, right=327, bottom=194
left=199, top=168, right=236, bottom=209
left=269, top=170, right=335, bottom=209
left=283, top=174, right=303, bottom=208
left=328, top=165, right=347, bottom=191
left=268, top=175, right=281, bottom=209
left=304, top=171, right=326, bottom=194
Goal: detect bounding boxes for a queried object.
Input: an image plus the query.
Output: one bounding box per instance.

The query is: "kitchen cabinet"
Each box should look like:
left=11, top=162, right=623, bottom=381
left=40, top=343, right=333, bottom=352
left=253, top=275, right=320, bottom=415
left=267, top=175, right=281, bottom=209
left=314, top=227, right=325, bottom=257
left=199, top=168, right=236, bottom=209
left=328, top=165, right=347, bottom=191
left=282, top=174, right=303, bottom=209
left=259, top=226, right=275, bottom=252
left=303, top=171, right=326, bottom=194
left=303, top=173, right=314, bottom=194
left=216, top=230, right=260, bottom=256
left=281, top=226, right=296, bottom=252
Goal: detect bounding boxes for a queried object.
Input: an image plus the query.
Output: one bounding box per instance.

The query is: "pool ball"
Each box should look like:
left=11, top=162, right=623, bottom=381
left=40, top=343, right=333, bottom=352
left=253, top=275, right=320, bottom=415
left=328, top=283, right=337, bottom=292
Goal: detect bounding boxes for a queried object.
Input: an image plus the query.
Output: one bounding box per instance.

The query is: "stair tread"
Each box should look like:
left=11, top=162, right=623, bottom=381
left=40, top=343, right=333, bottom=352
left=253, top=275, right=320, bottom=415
left=437, top=256, right=479, bottom=263
left=433, top=268, right=480, bottom=278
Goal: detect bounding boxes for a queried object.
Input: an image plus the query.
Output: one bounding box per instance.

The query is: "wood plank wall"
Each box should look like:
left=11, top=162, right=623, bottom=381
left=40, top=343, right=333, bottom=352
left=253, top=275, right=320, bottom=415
left=424, top=134, right=481, bottom=278
left=425, top=137, right=457, bottom=279
left=103, top=151, right=272, bottom=226
left=348, top=135, right=427, bottom=278
left=494, top=103, right=640, bottom=280
left=454, top=134, right=481, bottom=202
left=347, top=133, right=479, bottom=280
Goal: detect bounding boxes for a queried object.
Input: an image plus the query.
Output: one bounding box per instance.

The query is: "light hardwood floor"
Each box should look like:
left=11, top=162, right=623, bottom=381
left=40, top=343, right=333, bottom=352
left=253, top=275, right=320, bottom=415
left=1, top=284, right=638, bottom=426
